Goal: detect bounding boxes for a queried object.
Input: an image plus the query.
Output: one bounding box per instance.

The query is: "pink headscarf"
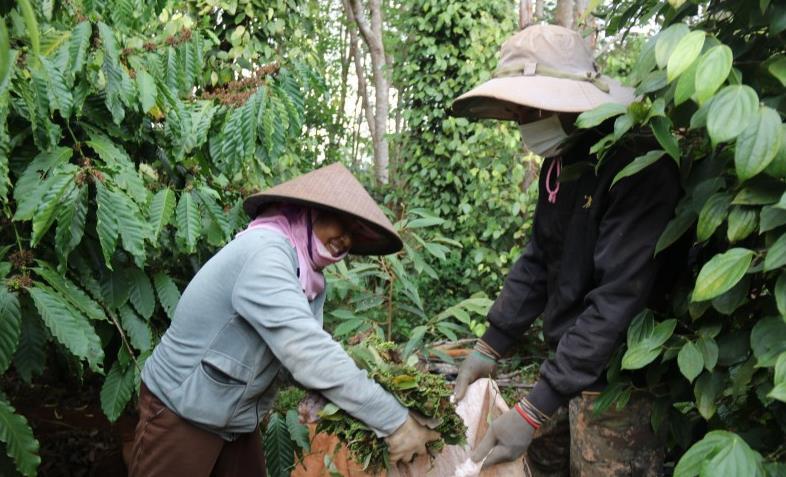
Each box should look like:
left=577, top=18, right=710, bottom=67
left=236, top=205, right=347, bottom=301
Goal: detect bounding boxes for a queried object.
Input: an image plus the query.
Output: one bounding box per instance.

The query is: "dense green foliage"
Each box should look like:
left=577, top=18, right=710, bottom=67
left=326, top=211, right=493, bottom=350
left=265, top=387, right=309, bottom=477
left=0, top=0, right=309, bottom=473
left=389, top=0, right=539, bottom=310
left=583, top=0, right=786, bottom=474
left=0, top=0, right=784, bottom=475
left=0, top=1, right=502, bottom=474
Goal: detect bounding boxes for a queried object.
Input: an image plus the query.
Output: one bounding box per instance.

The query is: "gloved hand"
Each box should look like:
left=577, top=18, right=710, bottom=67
left=453, top=350, right=498, bottom=401
left=385, top=412, right=441, bottom=463
left=471, top=407, right=536, bottom=469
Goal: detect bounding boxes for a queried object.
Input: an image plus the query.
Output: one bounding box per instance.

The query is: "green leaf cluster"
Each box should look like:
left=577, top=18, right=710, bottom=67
left=590, top=0, right=786, bottom=470
left=326, top=208, right=488, bottom=347
left=264, top=412, right=299, bottom=477
left=387, top=0, right=534, bottom=313
left=0, top=2, right=311, bottom=474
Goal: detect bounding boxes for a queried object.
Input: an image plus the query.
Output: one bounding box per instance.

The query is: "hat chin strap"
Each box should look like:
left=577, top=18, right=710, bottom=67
left=494, top=61, right=611, bottom=94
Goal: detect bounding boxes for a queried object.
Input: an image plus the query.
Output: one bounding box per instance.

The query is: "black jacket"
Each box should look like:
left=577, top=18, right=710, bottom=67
left=481, top=132, right=681, bottom=415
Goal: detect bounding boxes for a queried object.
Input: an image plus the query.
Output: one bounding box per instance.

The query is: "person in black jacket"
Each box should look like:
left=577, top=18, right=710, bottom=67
left=450, top=24, right=680, bottom=476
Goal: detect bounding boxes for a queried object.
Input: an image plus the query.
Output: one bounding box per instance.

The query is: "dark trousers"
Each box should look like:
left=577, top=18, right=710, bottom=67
left=527, top=391, right=664, bottom=477
left=129, top=382, right=266, bottom=477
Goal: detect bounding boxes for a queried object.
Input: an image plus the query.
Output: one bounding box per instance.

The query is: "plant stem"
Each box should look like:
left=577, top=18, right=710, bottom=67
left=106, top=309, right=140, bottom=371
left=3, top=204, right=24, bottom=251
left=386, top=279, right=393, bottom=340
left=380, top=257, right=395, bottom=340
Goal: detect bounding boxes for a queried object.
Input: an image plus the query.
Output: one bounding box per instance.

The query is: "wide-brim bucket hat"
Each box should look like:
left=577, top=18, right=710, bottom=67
left=451, top=24, right=635, bottom=120
left=243, top=163, right=402, bottom=256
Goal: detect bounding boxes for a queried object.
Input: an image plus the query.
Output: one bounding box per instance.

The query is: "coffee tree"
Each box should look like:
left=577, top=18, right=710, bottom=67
left=390, top=0, right=538, bottom=311
left=0, top=1, right=309, bottom=474
left=584, top=0, right=786, bottom=474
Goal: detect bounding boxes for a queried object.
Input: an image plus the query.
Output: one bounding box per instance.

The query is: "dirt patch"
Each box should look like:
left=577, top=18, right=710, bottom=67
left=1, top=373, right=135, bottom=477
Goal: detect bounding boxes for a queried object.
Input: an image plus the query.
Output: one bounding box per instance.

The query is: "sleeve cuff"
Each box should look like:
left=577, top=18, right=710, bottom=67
left=355, top=387, right=408, bottom=438
left=378, top=405, right=408, bottom=438
left=480, top=324, right=516, bottom=356
left=526, top=379, right=570, bottom=417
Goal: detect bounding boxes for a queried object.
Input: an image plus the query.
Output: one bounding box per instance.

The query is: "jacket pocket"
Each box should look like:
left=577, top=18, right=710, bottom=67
left=171, top=350, right=251, bottom=428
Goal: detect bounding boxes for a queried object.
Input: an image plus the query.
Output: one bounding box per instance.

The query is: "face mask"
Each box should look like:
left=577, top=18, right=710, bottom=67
left=311, top=231, right=348, bottom=269
left=518, top=114, right=569, bottom=158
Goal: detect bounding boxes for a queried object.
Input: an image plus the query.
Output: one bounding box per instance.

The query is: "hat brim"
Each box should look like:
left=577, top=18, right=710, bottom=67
left=451, top=75, right=635, bottom=120
left=243, top=195, right=402, bottom=256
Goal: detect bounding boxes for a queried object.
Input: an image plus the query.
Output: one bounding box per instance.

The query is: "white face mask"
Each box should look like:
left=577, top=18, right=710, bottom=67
left=518, top=114, right=569, bottom=158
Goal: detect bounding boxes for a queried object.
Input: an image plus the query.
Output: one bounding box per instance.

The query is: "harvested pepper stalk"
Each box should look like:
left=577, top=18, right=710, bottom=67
left=315, top=339, right=466, bottom=473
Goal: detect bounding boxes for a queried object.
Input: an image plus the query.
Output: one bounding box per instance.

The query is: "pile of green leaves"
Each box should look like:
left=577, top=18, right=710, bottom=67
left=315, top=339, right=466, bottom=473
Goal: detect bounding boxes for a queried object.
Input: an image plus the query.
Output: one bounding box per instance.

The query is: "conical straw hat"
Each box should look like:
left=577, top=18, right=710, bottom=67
left=243, top=163, right=402, bottom=255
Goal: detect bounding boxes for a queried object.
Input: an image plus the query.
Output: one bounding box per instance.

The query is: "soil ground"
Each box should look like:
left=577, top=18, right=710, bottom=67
left=1, top=373, right=134, bottom=477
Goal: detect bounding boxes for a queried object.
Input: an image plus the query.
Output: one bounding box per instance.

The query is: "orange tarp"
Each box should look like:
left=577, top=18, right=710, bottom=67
left=291, top=425, right=382, bottom=477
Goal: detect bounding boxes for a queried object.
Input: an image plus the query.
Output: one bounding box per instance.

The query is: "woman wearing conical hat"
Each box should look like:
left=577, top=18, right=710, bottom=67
left=129, top=164, right=439, bottom=476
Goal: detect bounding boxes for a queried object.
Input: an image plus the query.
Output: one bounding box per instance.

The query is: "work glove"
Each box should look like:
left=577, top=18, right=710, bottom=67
left=471, top=406, right=536, bottom=469
left=453, top=341, right=499, bottom=401
left=385, top=412, right=441, bottom=464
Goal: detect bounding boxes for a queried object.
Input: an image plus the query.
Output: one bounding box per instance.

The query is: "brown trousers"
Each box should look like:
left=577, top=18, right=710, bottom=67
left=129, top=383, right=266, bottom=477
left=527, top=392, right=664, bottom=477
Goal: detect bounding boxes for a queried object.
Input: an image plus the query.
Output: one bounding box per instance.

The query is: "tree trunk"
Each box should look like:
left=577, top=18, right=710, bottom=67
left=535, top=0, right=544, bottom=21
left=555, top=0, right=574, bottom=29
left=343, top=0, right=375, bottom=141
left=522, top=156, right=540, bottom=191
left=574, top=0, right=589, bottom=27
left=574, top=0, right=597, bottom=48
left=346, top=0, right=390, bottom=184
left=351, top=93, right=363, bottom=169
left=331, top=21, right=350, bottom=158
left=519, top=0, right=532, bottom=29
left=391, top=88, right=402, bottom=186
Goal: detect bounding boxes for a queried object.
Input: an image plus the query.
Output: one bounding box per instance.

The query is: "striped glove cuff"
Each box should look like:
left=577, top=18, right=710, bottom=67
left=474, top=339, right=501, bottom=361
left=514, top=397, right=549, bottom=430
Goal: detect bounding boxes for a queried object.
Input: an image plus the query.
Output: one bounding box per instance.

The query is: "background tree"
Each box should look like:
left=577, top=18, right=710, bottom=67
left=344, top=0, right=391, bottom=184
left=520, top=0, right=532, bottom=28
left=555, top=0, right=574, bottom=28
left=388, top=0, right=537, bottom=312
left=0, top=0, right=310, bottom=473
